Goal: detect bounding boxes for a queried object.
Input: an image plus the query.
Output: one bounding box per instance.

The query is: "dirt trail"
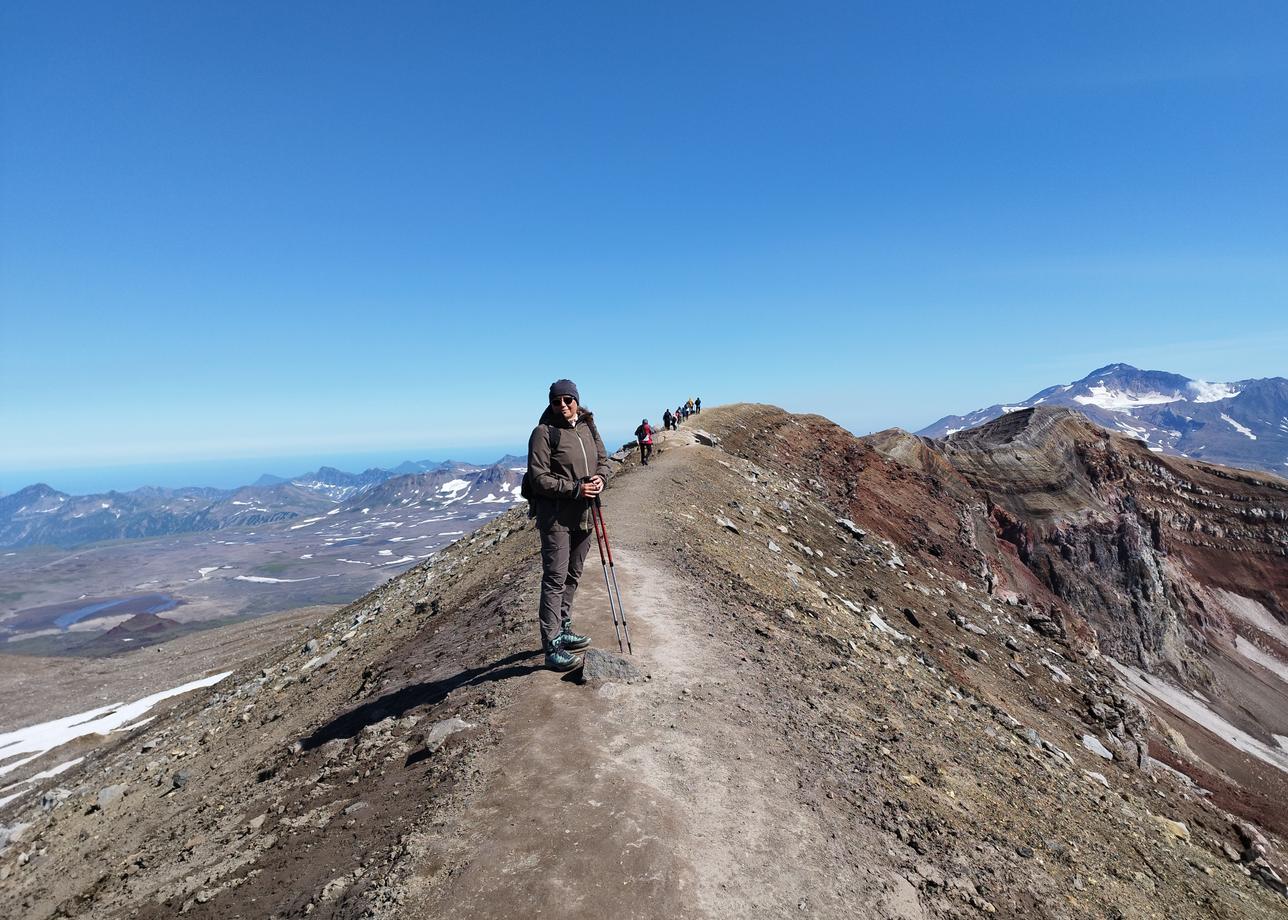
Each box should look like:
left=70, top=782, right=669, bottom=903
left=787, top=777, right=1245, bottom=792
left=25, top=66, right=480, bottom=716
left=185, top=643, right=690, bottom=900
left=400, top=429, right=898, bottom=919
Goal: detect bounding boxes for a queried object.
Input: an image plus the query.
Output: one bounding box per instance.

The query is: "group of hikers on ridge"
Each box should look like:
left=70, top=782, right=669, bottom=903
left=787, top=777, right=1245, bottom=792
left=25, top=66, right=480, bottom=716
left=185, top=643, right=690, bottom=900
left=632, top=398, right=702, bottom=469
left=525, top=381, right=691, bottom=670
left=661, top=397, right=700, bottom=432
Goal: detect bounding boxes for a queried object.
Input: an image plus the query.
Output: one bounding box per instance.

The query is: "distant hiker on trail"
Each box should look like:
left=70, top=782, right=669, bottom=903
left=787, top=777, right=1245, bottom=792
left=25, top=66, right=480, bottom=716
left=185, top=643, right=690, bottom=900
left=695, top=397, right=701, bottom=413
left=525, top=379, right=612, bottom=671
left=635, top=418, right=654, bottom=465
left=662, top=408, right=674, bottom=431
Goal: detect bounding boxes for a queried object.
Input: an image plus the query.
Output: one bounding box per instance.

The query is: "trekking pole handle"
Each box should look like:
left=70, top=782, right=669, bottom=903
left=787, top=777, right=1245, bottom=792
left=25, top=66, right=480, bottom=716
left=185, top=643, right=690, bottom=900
left=593, top=496, right=616, bottom=566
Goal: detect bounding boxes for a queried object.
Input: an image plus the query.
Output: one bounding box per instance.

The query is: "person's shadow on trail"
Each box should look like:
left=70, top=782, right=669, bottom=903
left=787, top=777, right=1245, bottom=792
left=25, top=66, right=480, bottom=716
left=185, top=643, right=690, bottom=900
left=298, top=649, right=542, bottom=752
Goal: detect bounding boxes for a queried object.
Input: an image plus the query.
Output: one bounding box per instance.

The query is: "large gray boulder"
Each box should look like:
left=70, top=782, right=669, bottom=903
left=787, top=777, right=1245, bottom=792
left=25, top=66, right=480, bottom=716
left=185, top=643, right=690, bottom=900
left=577, top=648, right=642, bottom=685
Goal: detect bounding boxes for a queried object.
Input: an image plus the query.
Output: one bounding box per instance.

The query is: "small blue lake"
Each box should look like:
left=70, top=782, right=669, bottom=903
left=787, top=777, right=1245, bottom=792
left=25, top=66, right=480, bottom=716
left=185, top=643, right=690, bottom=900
left=53, top=594, right=179, bottom=629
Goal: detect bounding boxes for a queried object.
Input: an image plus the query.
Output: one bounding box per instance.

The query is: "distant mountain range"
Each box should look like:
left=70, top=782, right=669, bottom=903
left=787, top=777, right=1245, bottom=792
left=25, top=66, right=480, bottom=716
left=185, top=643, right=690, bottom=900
left=918, top=363, right=1288, bottom=476
left=0, top=456, right=528, bottom=549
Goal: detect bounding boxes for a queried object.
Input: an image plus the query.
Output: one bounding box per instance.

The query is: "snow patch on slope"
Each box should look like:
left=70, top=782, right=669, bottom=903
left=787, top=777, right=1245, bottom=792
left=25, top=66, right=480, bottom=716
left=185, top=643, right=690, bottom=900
left=1232, top=635, right=1288, bottom=686
left=1108, top=660, right=1288, bottom=775
left=1220, top=414, right=1257, bottom=440
left=1074, top=384, right=1181, bottom=411
left=1213, top=590, right=1288, bottom=645
left=0, top=673, right=232, bottom=779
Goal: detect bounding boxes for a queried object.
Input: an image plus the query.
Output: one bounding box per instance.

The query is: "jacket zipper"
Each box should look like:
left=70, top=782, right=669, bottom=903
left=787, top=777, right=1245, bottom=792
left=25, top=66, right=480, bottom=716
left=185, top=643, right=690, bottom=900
left=576, top=426, right=590, bottom=482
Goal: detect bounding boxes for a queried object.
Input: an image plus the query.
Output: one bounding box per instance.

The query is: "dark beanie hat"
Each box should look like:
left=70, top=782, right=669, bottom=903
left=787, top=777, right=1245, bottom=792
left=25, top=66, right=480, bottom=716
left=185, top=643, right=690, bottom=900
left=549, top=379, right=580, bottom=402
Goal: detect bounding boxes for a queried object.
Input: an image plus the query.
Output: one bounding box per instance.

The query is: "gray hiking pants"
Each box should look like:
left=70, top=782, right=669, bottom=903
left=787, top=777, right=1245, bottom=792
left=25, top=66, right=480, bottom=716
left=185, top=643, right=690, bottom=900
left=538, top=527, right=594, bottom=649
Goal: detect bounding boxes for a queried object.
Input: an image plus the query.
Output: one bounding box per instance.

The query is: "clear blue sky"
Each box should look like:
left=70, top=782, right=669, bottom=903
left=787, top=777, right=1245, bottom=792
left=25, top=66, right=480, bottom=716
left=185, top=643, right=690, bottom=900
left=2, top=2, right=1285, bottom=493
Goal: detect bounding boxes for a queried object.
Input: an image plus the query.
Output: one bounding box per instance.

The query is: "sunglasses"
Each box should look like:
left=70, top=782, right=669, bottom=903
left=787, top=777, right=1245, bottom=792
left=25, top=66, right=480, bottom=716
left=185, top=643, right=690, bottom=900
left=551, top=395, right=576, bottom=406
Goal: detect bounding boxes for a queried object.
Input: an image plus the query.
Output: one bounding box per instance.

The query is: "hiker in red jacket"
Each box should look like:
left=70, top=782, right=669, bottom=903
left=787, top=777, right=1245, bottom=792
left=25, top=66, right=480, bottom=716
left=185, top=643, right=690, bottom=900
left=635, top=418, right=654, bottom=465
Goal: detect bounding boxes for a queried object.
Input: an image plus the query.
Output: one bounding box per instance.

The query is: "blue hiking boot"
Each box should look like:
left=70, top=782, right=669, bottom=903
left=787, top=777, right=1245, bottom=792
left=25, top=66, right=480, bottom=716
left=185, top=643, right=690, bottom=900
left=545, top=646, right=582, bottom=671
left=553, top=620, right=591, bottom=652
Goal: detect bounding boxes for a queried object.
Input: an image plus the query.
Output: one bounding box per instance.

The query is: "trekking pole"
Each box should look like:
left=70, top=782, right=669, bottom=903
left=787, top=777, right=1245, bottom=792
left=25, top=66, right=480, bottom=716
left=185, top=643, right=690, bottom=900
left=590, top=490, right=625, bottom=653
left=593, top=496, right=633, bottom=655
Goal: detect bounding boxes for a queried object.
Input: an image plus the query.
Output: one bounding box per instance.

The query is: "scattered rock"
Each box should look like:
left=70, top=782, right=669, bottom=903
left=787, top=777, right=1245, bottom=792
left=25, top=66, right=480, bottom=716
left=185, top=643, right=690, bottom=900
left=1081, top=735, right=1114, bottom=760
left=342, top=801, right=369, bottom=816
left=1018, top=728, right=1042, bottom=748
left=836, top=518, right=867, bottom=539
left=0, top=823, right=29, bottom=852
left=320, top=875, right=351, bottom=901
left=1042, top=661, right=1073, bottom=685
left=1148, top=759, right=1194, bottom=787
left=1253, top=864, right=1287, bottom=897
left=868, top=612, right=910, bottom=642
left=96, top=784, right=129, bottom=809
left=911, top=860, right=945, bottom=888
left=41, top=788, right=72, bottom=812
left=302, top=638, right=319, bottom=655
left=1153, top=816, right=1190, bottom=842
left=172, top=770, right=191, bottom=791
left=881, top=872, right=926, bottom=920
left=1026, top=613, right=1062, bottom=638
left=715, top=515, right=740, bottom=533
left=422, top=718, right=475, bottom=753
left=1236, top=821, right=1268, bottom=854
left=302, top=649, right=340, bottom=674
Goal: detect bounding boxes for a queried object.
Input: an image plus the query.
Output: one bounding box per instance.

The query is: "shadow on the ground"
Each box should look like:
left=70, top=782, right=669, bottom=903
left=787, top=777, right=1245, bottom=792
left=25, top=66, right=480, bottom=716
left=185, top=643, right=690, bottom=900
left=299, top=649, right=541, bottom=751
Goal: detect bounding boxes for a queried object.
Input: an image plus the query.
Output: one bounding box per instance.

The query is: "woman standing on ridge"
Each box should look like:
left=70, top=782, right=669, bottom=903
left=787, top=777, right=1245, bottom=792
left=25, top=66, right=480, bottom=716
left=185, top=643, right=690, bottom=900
left=525, top=379, right=611, bottom=671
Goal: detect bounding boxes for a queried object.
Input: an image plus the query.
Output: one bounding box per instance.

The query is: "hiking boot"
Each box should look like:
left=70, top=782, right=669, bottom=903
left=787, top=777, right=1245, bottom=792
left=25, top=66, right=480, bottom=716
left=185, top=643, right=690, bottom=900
left=545, top=647, right=582, bottom=671
left=553, top=624, right=591, bottom=652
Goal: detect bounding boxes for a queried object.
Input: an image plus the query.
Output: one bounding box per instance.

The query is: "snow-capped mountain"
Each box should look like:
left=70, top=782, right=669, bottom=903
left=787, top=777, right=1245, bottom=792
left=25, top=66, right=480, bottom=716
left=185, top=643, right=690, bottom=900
left=287, top=465, right=394, bottom=501
left=918, top=364, right=1288, bottom=476
left=0, top=459, right=524, bottom=549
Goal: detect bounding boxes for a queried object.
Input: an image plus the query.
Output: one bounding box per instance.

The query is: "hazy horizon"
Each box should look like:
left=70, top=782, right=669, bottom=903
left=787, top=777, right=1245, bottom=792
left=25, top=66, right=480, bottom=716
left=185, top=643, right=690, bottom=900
left=0, top=444, right=528, bottom=497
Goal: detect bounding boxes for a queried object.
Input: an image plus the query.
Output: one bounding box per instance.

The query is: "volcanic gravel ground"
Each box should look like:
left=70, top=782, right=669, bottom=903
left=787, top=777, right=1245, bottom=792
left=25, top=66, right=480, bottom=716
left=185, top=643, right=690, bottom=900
left=1, top=405, right=1285, bottom=919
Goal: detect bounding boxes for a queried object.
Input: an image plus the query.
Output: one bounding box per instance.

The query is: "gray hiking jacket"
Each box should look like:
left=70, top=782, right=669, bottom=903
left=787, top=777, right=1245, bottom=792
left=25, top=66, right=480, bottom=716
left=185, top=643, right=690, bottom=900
left=527, top=407, right=612, bottom=532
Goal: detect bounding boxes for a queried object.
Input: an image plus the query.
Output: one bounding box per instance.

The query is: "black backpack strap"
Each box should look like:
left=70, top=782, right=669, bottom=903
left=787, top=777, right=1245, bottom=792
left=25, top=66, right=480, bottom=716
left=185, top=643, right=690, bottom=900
left=523, top=424, right=564, bottom=505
